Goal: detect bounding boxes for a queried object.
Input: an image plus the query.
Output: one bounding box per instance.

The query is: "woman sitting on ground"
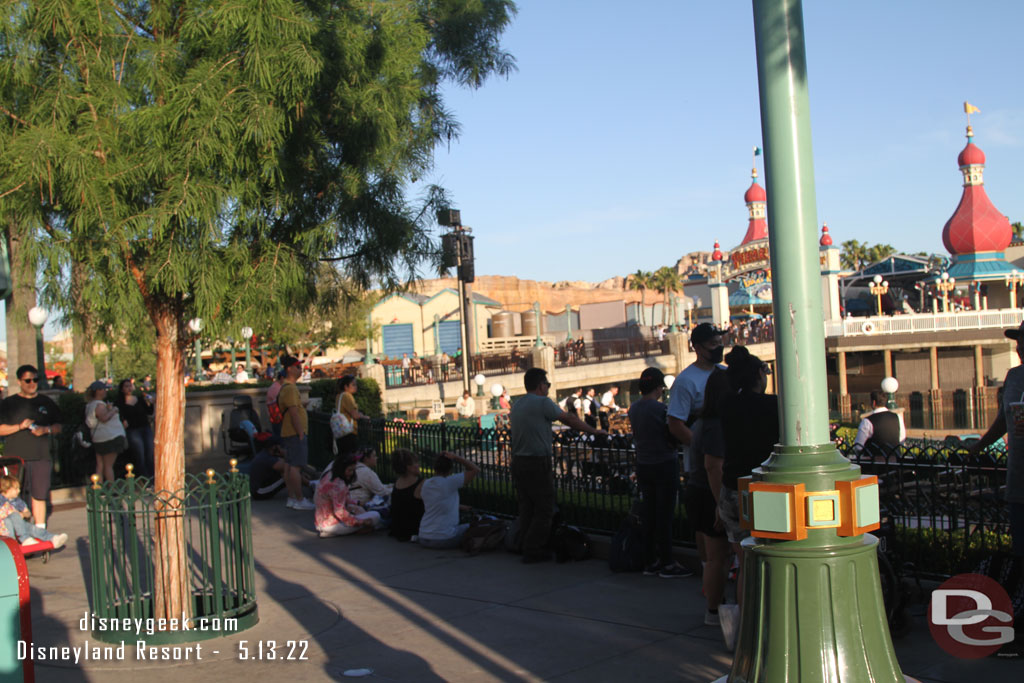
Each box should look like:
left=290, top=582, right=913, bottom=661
left=348, top=447, right=393, bottom=508
left=415, top=451, right=479, bottom=549
left=314, top=446, right=382, bottom=538
left=389, top=449, right=425, bottom=542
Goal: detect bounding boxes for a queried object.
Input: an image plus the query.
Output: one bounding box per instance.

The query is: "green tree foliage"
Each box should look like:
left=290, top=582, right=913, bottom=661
left=626, top=270, right=652, bottom=326
left=652, top=266, right=683, bottom=326
left=840, top=240, right=896, bottom=271
left=1012, top=221, right=1024, bottom=240
left=0, top=0, right=515, bottom=618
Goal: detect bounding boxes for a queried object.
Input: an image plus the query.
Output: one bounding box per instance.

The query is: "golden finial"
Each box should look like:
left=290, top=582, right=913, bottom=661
left=206, top=468, right=216, bottom=485
left=90, top=474, right=101, bottom=489
left=229, top=458, right=238, bottom=473
left=125, top=463, right=135, bottom=478
left=964, top=101, right=979, bottom=138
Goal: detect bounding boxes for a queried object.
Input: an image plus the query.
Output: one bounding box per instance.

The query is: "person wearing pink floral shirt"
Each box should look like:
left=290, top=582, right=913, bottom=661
left=314, top=453, right=382, bottom=538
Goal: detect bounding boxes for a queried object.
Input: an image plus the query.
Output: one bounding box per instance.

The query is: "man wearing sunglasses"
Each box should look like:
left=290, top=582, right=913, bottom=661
left=0, top=365, right=63, bottom=529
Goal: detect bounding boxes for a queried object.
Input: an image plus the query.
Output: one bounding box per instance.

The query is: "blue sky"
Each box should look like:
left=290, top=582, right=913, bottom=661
left=426, top=0, right=1024, bottom=282
left=6, top=1, right=1023, bottom=341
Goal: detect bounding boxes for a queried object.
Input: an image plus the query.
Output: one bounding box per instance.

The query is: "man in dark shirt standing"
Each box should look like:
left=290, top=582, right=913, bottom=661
left=0, top=365, right=63, bottom=528
left=853, top=390, right=906, bottom=457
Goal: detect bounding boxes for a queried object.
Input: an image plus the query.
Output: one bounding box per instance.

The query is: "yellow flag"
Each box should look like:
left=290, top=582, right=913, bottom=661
left=964, top=101, right=980, bottom=114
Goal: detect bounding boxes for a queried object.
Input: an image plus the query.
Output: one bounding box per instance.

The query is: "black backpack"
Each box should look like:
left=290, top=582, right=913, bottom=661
left=553, top=524, right=592, bottom=563
left=608, top=499, right=646, bottom=572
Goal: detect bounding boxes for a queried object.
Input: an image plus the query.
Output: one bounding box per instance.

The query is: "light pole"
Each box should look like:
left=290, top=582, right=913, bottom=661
left=1006, top=272, right=1023, bottom=309
left=27, top=306, right=49, bottom=390
left=364, top=311, right=375, bottom=364
left=565, top=304, right=573, bottom=341
left=870, top=274, right=889, bottom=316
left=241, top=326, right=254, bottom=378
left=667, top=292, right=678, bottom=333
left=881, top=376, right=899, bottom=410
left=188, top=318, right=203, bottom=378
left=533, top=302, right=543, bottom=349
left=474, top=373, right=485, bottom=398
left=722, top=2, right=905, bottom=680
left=935, top=271, right=955, bottom=312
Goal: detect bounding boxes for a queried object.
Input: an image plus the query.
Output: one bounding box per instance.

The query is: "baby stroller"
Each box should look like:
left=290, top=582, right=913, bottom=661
left=221, top=395, right=262, bottom=459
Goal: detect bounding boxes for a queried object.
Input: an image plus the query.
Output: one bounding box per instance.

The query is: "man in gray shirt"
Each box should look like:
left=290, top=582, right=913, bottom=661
left=969, top=320, right=1024, bottom=558
left=510, top=368, right=606, bottom=563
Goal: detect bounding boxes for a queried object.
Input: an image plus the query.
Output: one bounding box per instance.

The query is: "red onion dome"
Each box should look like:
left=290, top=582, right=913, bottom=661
left=712, top=241, right=724, bottom=261
left=958, top=141, right=985, bottom=167
left=819, top=223, right=833, bottom=247
left=744, top=180, right=766, bottom=203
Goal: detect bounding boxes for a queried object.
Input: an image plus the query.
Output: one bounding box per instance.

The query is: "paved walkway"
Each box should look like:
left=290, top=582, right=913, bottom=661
left=17, top=501, right=1020, bottom=682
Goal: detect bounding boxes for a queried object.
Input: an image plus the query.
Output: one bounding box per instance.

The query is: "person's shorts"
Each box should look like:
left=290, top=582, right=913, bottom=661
left=684, top=485, right=725, bottom=538
left=94, top=435, right=127, bottom=456
left=717, top=487, right=750, bottom=545
left=23, top=459, right=52, bottom=501
left=281, top=435, right=309, bottom=468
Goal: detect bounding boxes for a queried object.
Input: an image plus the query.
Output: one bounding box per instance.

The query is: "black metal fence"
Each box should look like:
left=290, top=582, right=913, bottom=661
left=333, top=419, right=1013, bottom=579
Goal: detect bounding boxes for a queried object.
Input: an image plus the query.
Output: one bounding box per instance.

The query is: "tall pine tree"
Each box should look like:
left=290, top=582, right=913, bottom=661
left=0, top=0, right=515, bottom=620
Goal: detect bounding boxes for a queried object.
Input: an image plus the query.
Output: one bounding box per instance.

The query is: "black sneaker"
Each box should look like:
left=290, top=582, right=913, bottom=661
left=643, top=562, right=664, bottom=576
left=658, top=562, right=694, bottom=579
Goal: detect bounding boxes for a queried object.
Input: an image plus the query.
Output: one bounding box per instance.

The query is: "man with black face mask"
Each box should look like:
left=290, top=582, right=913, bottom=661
left=668, top=323, right=725, bottom=449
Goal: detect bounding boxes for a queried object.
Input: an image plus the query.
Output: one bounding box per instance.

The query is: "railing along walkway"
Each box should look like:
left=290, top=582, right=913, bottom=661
left=825, top=308, right=1024, bottom=338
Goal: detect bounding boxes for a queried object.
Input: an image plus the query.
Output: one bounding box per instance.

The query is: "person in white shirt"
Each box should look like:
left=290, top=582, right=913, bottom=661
left=455, top=390, right=475, bottom=419
left=416, top=451, right=479, bottom=548
left=234, top=364, right=249, bottom=383
left=600, top=387, right=621, bottom=412
left=854, top=391, right=906, bottom=455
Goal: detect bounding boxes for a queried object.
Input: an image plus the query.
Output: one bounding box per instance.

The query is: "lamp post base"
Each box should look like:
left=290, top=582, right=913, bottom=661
left=713, top=535, right=912, bottom=683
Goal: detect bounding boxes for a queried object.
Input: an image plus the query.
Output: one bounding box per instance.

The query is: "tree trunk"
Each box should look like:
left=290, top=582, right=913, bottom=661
left=5, top=226, right=38, bottom=373
left=70, top=261, right=96, bottom=390
left=151, top=304, right=190, bottom=623
left=639, top=290, right=646, bottom=326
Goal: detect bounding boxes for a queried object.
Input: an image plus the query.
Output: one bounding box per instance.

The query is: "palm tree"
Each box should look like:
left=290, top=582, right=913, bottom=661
left=627, top=270, right=652, bottom=326
left=653, top=266, right=683, bottom=326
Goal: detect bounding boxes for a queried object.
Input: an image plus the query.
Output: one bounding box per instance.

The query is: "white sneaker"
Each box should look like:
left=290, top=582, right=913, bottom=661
left=719, top=604, right=740, bottom=651
left=292, top=498, right=316, bottom=511
left=22, top=537, right=40, bottom=546
left=704, top=609, right=720, bottom=626
left=51, top=533, right=68, bottom=549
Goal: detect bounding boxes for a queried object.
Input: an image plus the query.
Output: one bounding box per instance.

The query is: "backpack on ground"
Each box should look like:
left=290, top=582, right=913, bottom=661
left=462, top=517, right=508, bottom=555
left=608, top=499, right=646, bottom=573
left=553, top=524, right=592, bottom=563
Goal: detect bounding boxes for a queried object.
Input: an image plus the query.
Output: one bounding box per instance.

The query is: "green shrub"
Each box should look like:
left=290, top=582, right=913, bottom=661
left=308, top=377, right=382, bottom=417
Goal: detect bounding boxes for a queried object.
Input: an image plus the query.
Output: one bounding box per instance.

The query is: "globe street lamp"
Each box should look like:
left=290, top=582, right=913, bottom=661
left=869, top=275, right=889, bottom=316
left=188, top=318, right=203, bottom=378
left=668, top=292, right=678, bottom=333
left=880, top=376, right=899, bottom=410
left=241, top=326, right=254, bottom=379
left=1005, top=272, right=1024, bottom=309
left=565, top=304, right=573, bottom=341
left=474, top=373, right=486, bottom=397
left=27, top=306, right=49, bottom=390
left=935, top=272, right=955, bottom=313
left=490, top=382, right=503, bottom=411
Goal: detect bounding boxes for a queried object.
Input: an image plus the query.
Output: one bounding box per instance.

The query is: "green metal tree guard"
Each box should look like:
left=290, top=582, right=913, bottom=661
left=718, top=1, right=912, bottom=681
left=85, top=463, right=259, bottom=645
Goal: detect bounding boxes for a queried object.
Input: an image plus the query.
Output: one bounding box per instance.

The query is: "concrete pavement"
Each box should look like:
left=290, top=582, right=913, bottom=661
left=16, top=501, right=1020, bottom=682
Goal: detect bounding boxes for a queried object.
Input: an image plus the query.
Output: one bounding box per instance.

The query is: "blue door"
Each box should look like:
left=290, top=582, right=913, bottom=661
left=438, top=320, right=463, bottom=355
left=381, top=323, right=414, bottom=358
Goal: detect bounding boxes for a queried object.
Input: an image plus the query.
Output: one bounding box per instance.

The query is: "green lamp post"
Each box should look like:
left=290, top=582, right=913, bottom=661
left=565, top=304, right=573, bottom=341
left=364, top=312, right=375, bottom=364
left=882, top=376, right=899, bottom=410
left=533, top=302, right=543, bottom=349
left=241, top=326, right=254, bottom=376
left=433, top=314, right=441, bottom=356
left=719, top=2, right=908, bottom=681
left=188, top=317, right=203, bottom=378
left=667, top=293, right=678, bottom=333
left=28, top=306, right=49, bottom=390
